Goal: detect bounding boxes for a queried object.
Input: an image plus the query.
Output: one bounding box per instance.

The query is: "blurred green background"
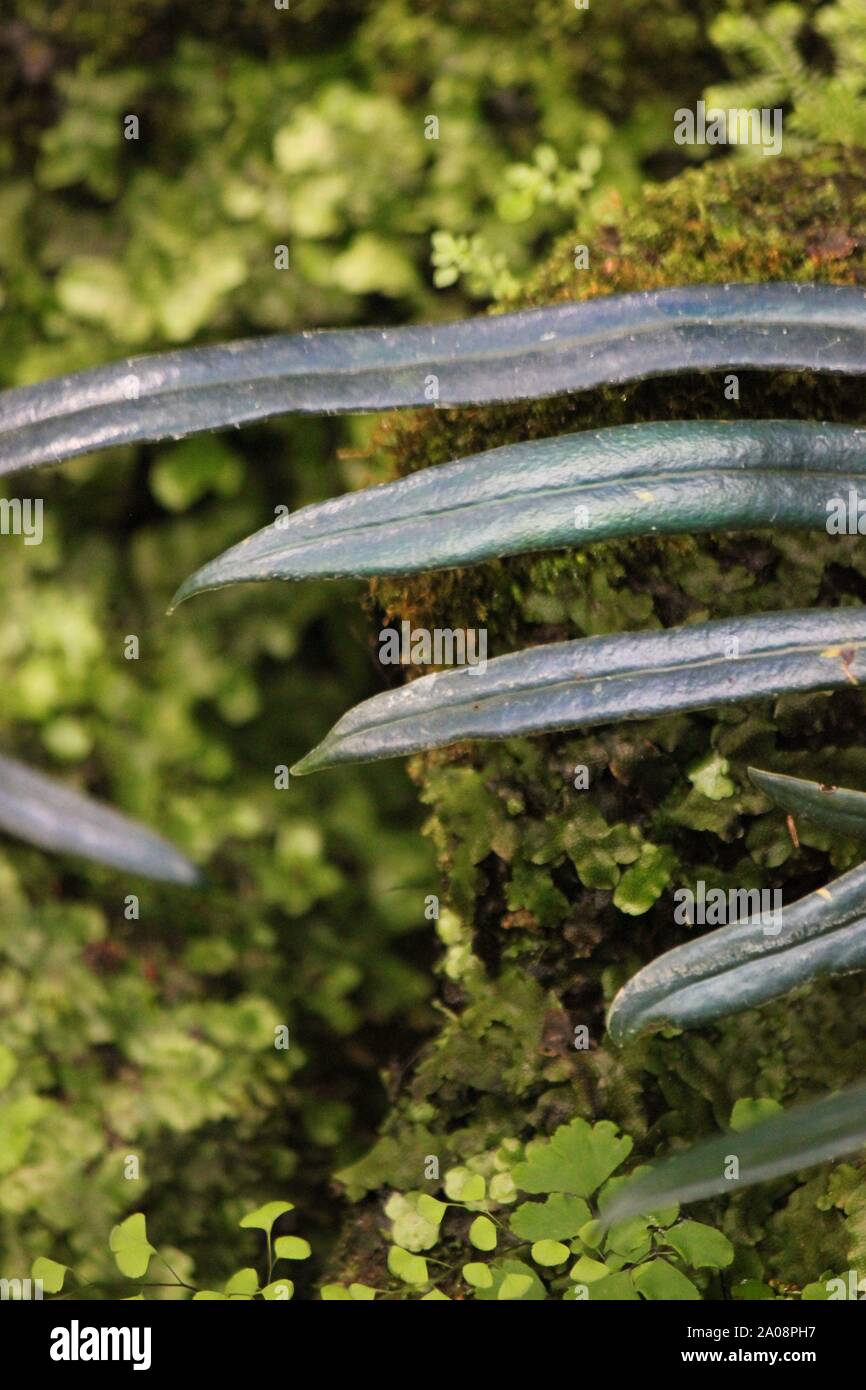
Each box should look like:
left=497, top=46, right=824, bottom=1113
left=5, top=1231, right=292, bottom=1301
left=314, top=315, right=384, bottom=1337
left=0, top=0, right=863, bottom=1293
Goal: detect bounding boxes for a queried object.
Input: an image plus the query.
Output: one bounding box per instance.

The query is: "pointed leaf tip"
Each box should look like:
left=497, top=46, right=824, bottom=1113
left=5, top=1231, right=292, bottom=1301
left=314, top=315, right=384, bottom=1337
left=289, top=749, right=327, bottom=777
left=608, top=765, right=866, bottom=1043
left=168, top=565, right=227, bottom=613
left=172, top=420, right=866, bottom=598
left=292, top=608, right=866, bottom=774
left=748, top=764, right=866, bottom=840
left=0, top=753, right=202, bottom=885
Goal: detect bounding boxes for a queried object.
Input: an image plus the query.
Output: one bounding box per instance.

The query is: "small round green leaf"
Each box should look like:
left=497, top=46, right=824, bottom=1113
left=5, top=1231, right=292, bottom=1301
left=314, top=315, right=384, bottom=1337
left=262, top=1280, right=294, bottom=1300
left=498, top=1273, right=533, bottom=1300
left=274, top=1235, right=312, bottom=1261
left=109, top=1214, right=156, bottom=1279
left=32, top=1257, right=67, bottom=1293
left=469, top=1216, right=497, bottom=1252
left=387, top=1245, right=428, bottom=1286
left=444, top=1166, right=487, bottom=1203
left=570, top=1254, right=609, bottom=1284
left=577, top=1218, right=604, bottom=1250
left=632, top=1258, right=700, bottom=1301
left=239, top=1201, right=294, bottom=1232
left=224, top=1267, right=259, bottom=1298
left=417, top=1195, right=448, bottom=1226
left=463, top=1262, right=494, bottom=1289
left=531, top=1239, right=569, bottom=1267
left=474, top=1258, right=547, bottom=1301
left=665, top=1220, right=734, bottom=1270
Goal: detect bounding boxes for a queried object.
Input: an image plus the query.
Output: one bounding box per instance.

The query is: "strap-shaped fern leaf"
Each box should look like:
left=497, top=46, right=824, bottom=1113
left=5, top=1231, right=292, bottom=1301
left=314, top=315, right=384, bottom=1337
left=4, top=283, right=866, bottom=474
left=601, top=1081, right=866, bottom=1226
left=749, top=765, right=866, bottom=840
left=604, top=770, right=866, bottom=1218
left=606, top=775, right=866, bottom=1044
left=0, top=753, right=201, bottom=884
left=291, top=608, right=866, bottom=774
left=171, top=419, right=866, bottom=605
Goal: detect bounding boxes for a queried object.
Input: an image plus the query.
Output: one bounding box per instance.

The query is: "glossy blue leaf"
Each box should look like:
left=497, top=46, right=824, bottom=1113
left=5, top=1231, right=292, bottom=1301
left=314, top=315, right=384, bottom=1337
left=171, top=419, right=866, bottom=605
left=4, top=283, right=866, bottom=474
left=0, top=754, right=202, bottom=884
left=291, top=607, right=866, bottom=774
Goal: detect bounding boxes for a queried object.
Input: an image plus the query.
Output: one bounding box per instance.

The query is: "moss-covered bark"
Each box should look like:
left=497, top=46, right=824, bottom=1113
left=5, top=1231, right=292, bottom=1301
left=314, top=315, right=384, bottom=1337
left=328, top=147, right=866, bottom=1297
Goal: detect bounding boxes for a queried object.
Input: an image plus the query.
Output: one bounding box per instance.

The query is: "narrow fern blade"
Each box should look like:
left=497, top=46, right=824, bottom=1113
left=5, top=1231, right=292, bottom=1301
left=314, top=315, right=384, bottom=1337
left=607, top=767, right=866, bottom=1042
left=0, top=754, right=202, bottom=884
left=4, top=283, right=866, bottom=474
left=171, top=420, right=866, bottom=605
left=606, top=857, right=866, bottom=1043
left=291, top=607, right=866, bottom=773
left=749, top=765, right=866, bottom=840
left=602, top=1082, right=866, bottom=1225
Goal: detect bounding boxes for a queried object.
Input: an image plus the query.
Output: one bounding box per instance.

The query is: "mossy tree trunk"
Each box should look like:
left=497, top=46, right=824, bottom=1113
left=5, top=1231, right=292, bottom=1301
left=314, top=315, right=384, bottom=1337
left=329, top=147, right=866, bottom=1296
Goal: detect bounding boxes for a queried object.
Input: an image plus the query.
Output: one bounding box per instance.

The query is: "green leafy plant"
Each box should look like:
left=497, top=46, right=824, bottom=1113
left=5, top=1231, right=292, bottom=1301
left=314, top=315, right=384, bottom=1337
left=29, top=1202, right=311, bottom=1300
left=429, top=142, right=603, bottom=301
left=323, top=1119, right=735, bottom=1300
left=704, top=1, right=866, bottom=150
